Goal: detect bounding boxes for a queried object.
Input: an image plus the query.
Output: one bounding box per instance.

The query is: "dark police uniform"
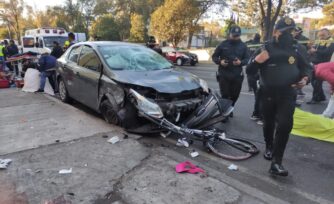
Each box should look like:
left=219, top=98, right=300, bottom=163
left=247, top=17, right=311, bottom=176
left=212, top=26, right=249, bottom=106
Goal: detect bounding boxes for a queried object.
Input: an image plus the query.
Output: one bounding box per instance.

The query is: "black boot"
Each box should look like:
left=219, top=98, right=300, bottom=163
left=263, top=148, right=273, bottom=160
left=269, top=162, right=288, bottom=177
left=263, top=145, right=273, bottom=160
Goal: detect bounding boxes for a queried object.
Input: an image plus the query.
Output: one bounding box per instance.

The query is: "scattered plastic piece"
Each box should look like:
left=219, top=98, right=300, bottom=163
left=0, top=159, right=12, bottom=169
left=190, top=151, right=199, bottom=158
left=228, top=164, right=239, bottom=171
left=59, top=168, right=72, bottom=174
left=175, top=161, right=205, bottom=174
left=176, top=138, right=189, bottom=147
left=108, top=136, right=120, bottom=144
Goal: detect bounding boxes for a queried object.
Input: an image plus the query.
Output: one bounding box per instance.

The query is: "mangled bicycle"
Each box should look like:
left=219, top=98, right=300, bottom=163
left=130, top=90, right=259, bottom=160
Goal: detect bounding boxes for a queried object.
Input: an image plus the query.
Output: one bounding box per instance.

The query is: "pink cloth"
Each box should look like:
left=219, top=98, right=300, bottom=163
left=315, top=62, right=334, bottom=92
left=175, top=161, right=205, bottom=174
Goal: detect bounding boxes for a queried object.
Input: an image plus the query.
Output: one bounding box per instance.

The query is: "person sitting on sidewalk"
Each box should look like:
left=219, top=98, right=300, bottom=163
left=36, top=53, right=57, bottom=93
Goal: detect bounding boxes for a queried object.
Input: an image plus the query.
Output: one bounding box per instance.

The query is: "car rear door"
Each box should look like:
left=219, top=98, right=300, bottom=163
left=64, top=45, right=83, bottom=100
left=76, top=45, right=102, bottom=110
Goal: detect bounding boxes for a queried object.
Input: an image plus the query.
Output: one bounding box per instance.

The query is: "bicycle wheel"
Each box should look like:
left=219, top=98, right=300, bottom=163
left=207, top=135, right=259, bottom=161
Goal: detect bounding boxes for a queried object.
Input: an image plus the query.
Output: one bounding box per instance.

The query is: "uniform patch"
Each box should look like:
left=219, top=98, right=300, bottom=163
left=288, top=56, right=295, bottom=64
left=285, top=18, right=292, bottom=25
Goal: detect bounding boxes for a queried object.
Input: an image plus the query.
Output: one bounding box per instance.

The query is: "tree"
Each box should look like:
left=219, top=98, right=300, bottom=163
left=319, top=1, right=334, bottom=26
left=90, top=14, right=121, bottom=41
left=186, top=0, right=227, bottom=48
left=129, top=13, right=145, bottom=42
left=0, top=0, right=25, bottom=43
left=150, top=0, right=200, bottom=47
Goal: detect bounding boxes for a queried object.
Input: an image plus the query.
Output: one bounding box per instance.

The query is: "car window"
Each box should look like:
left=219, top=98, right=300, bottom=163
left=99, top=45, right=172, bottom=71
left=68, top=46, right=82, bottom=63
left=78, top=46, right=101, bottom=71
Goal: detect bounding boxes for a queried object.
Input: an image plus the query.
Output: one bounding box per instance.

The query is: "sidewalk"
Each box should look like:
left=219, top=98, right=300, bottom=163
left=0, top=89, right=333, bottom=204
left=0, top=89, right=261, bottom=204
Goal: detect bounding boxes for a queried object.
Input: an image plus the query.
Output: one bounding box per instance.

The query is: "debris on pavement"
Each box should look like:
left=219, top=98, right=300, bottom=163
left=176, top=138, right=189, bottom=148
left=123, top=134, right=129, bottom=139
left=0, top=159, right=12, bottom=169
left=175, top=161, right=205, bottom=174
left=59, top=168, right=72, bottom=174
left=228, top=164, right=239, bottom=171
left=108, top=136, right=120, bottom=144
left=190, top=150, right=199, bottom=158
left=43, top=195, right=72, bottom=204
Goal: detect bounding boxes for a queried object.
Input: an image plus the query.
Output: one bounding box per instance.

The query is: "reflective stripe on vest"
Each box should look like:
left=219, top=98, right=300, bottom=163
left=0, top=45, right=4, bottom=57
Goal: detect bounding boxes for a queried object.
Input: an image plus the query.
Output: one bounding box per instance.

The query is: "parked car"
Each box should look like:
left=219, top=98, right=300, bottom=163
left=56, top=42, right=210, bottom=133
left=161, top=47, right=198, bottom=66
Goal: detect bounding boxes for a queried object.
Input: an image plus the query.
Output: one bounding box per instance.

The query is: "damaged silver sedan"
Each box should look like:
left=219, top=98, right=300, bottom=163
left=57, top=42, right=259, bottom=160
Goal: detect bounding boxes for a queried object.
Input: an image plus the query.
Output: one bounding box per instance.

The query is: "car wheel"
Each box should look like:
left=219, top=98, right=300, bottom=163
left=58, top=78, right=72, bottom=103
left=100, top=100, right=120, bottom=125
left=176, top=58, right=183, bottom=66
left=190, top=61, right=197, bottom=66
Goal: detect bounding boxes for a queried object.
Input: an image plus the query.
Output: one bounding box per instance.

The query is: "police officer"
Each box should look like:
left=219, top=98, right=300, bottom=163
left=64, top=32, right=76, bottom=51
left=212, top=26, right=249, bottom=111
left=247, top=17, right=311, bottom=176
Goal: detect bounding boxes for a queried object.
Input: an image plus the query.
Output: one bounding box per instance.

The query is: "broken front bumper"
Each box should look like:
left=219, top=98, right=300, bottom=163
left=157, top=98, right=203, bottom=116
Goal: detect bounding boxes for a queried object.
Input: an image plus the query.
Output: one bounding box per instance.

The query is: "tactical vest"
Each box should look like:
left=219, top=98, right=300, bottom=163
left=260, top=43, right=300, bottom=87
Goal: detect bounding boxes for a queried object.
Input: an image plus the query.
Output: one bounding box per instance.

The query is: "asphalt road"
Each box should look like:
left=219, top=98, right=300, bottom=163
left=174, top=62, right=334, bottom=203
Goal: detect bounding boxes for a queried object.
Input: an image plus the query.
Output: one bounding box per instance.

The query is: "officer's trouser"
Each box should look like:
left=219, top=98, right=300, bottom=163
left=218, top=74, right=244, bottom=106
left=311, top=71, right=326, bottom=101
left=261, top=87, right=296, bottom=164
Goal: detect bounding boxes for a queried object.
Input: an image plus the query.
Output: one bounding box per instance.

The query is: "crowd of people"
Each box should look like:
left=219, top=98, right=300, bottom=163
left=212, top=17, right=334, bottom=177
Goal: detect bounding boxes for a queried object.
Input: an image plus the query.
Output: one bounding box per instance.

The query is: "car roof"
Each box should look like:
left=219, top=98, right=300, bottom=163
left=74, top=41, right=144, bottom=48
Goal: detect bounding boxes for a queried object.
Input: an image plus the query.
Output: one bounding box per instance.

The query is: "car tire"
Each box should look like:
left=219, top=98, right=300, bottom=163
left=190, top=61, right=197, bottom=66
left=58, top=77, right=72, bottom=103
left=176, top=58, right=183, bottom=66
left=100, top=100, right=121, bottom=125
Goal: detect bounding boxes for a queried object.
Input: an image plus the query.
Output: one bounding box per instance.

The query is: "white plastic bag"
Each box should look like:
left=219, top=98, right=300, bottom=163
left=22, top=68, right=54, bottom=95
left=323, top=94, right=334, bottom=118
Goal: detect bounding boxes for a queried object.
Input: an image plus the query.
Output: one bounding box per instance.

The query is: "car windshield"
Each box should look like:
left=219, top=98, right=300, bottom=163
left=162, top=47, right=176, bottom=53
left=99, top=45, right=172, bottom=71
left=43, top=36, right=68, bottom=49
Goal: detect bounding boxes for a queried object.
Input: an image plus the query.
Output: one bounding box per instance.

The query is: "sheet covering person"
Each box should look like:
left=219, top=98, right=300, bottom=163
left=292, top=108, right=334, bottom=143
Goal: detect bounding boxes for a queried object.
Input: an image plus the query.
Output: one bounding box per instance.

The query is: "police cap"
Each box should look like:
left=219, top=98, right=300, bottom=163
left=274, top=17, right=296, bottom=32
left=230, top=26, right=241, bottom=37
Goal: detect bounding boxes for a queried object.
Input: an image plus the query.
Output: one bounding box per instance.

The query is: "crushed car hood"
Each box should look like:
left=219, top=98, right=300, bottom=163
left=112, top=68, right=201, bottom=93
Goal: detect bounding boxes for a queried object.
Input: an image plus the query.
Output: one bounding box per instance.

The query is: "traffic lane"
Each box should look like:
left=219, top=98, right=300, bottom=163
left=180, top=63, right=334, bottom=202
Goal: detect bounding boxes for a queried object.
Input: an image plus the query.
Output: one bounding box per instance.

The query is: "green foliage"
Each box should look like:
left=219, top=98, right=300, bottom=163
left=129, top=13, right=145, bottom=42
left=150, top=0, right=200, bottom=47
left=90, top=14, right=121, bottom=41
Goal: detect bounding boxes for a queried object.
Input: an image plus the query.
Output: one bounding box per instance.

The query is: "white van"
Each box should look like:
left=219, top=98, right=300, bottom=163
left=22, top=27, right=68, bottom=54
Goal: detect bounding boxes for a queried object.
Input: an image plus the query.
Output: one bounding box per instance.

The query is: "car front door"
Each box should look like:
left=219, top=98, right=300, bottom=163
left=76, top=45, right=102, bottom=110
left=63, top=45, right=83, bottom=100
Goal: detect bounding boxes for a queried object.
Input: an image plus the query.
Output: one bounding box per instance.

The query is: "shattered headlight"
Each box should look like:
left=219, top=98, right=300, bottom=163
left=129, top=89, right=164, bottom=119
left=199, top=79, right=209, bottom=93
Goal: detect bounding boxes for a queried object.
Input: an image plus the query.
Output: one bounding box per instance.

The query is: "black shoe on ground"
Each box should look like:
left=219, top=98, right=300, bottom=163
left=269, top=163, right=288, bottom=177
left=35, top=89, right=44, bottom=93
left=263, top=148, right=273, bottom=160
